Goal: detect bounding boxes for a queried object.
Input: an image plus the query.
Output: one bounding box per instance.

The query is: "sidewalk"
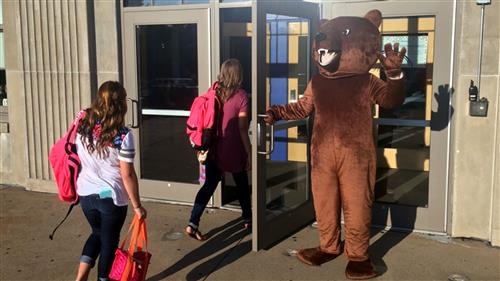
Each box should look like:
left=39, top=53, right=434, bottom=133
left=1, top=184, right=499, bottom=281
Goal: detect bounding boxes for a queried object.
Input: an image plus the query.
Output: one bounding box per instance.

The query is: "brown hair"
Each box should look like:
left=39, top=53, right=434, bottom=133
left=79, top=81, right=128, bottom=158
left=217, top=59, right=243, bottom=102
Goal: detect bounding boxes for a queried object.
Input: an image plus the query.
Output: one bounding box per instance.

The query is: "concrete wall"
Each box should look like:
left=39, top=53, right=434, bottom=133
left=93, top=0, right=122, bottom=85
left=450, top=0, right=500, bottom=246
left=1, top=0, right=121, bottom=191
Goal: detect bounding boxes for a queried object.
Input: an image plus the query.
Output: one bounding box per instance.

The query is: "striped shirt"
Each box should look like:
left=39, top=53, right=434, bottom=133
left=76, top=130, right=135, bottom=206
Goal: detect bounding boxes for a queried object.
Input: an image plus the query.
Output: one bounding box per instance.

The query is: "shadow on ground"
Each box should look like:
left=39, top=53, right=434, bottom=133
left=147, top=218, right=251, bottom=281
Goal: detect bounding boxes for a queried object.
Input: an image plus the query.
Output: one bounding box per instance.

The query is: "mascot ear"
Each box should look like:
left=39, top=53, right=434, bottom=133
left=318, top=19, right=329, bottom=28
left=364, top=9, right=382, bottom=28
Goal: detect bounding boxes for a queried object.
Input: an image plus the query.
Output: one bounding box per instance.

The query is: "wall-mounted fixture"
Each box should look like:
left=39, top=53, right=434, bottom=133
left=469, top=0, right=491, bottom=117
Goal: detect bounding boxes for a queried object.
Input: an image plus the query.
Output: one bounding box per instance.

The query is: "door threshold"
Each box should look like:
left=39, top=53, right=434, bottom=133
left=219, top=205, right=243, bottom=213
left=142, top=197, right=195, bottom=207
left=142, top=196, right=231, bottom=209
left=371, top=224, right=447, bottom=236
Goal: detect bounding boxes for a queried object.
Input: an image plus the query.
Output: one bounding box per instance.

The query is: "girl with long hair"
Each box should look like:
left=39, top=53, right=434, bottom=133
left=185, top=59, right=252, bottom=241
left=75, top=81, right=147, bottom=281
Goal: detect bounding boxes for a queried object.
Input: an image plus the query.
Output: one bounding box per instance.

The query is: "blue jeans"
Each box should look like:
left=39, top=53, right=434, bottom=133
left=79, top=194, right=127, bottom=280
left=189, top=159, right=252, bottom=229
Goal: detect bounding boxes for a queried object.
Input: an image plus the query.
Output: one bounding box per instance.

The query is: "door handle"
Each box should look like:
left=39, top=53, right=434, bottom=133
left=127, top=98, right=139, bottom=128
left=257, top=114, right=274, bottom=155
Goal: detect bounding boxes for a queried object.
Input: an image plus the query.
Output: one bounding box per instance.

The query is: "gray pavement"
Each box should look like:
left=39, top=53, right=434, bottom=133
left=1, top=185, right=499, bottom=281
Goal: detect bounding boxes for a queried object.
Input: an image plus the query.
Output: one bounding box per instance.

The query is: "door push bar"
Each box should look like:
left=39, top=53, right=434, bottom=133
left=257, top=114, right=274, bottom=155
left=127, top=98, right=140, bottom=128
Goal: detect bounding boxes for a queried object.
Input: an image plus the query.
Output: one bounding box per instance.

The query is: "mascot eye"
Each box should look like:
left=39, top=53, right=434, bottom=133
left=342, top=29, right=350, bottom=36
left=315, top=32, right=327, bottom=43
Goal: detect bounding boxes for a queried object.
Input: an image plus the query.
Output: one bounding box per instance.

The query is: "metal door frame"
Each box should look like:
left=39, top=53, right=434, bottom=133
left=327, top=1, right=454, bottom=232
left=122, top=8, right=211, bottom=202
left=252, top=0, right=319, bottom=251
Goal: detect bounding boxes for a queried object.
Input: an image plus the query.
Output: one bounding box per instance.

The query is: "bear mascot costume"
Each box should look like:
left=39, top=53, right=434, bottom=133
left=264, top=10, right=406, bottom=280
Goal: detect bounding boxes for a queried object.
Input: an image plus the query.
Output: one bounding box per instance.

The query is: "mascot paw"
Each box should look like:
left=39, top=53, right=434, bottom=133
left=377, top=42, right=406, bottom=79
left=345, top=259, right=377, bottom=280
left=296, top=247, right=341, bottom=266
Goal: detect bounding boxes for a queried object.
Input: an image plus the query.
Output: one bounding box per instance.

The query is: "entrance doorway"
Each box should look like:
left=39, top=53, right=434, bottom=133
left=122, top=1, right=320, bottom=252
left=218, top=7, right=253, bottom=208
left=123, top=9, right=211, bottom=203
left=121, top=0, right=452, bottom=252
left=252, top=0, right=319, bottom=250
left=329, top=1, right=454, bottom=232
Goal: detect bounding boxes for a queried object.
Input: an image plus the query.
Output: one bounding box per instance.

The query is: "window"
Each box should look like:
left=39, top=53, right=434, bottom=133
left=220, top=8, right=252, bottom=94
left=123, top=0, right=208, bottom=7
left=371, top=16, right=436, bottom=208
left=0, top=2, right=6, bottom=107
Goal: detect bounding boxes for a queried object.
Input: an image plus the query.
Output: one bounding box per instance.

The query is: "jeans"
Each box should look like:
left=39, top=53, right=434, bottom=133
left=79, top=194, right=127, bottom=280
left=189, top=160, right=251, bottom=229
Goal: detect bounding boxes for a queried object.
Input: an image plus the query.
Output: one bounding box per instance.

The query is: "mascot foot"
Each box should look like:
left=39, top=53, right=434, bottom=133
left=296, top=247, right=341, bottom=266
left=345, top=259, right=377, bottom=280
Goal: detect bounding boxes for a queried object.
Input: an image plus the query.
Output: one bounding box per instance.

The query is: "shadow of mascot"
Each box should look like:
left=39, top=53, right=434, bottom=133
left=370, top=84, right=454, bottom=276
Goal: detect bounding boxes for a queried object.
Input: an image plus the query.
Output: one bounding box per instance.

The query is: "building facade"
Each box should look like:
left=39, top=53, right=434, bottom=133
left=1, top=0, right=499, bottom=249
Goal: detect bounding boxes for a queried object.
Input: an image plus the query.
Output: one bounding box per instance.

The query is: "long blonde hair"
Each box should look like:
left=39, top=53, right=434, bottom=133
left=79, top=81, right=128, bottom=158
left=217, top=59, right=243, bottom=102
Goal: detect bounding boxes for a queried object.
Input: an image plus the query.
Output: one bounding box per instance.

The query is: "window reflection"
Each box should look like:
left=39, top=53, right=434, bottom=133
left=137, top=24, right=198, bottom=110
left=124, top=0, right=151, bottom=6
left=373, top=17, right=435, bottom=208
left=219, top=8, right=253, bottom=207
left=140, top=116, right=199, bottom=183
left=220, top=8, right=252, bottom=94
left=136, top=24, right=199, bottom=184
left=0, top=6, right=6, bottom=106
left=265, top=14, right=310, bottom=220
left=153, top=0, right=182, bottom=5
left=124, top=0, right=208, bottom=6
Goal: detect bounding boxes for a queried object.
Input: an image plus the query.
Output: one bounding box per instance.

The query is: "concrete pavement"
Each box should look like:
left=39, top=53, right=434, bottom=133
left=1, top=185, right=499, bottom=281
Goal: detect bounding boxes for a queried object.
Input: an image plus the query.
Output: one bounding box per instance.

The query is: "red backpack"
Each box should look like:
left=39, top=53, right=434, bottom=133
left=48, top=109, right=86, bottom=239
left=186, top=82, right=222, bottom=151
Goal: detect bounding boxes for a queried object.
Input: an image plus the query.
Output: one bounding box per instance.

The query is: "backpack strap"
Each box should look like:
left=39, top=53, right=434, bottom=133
left=214, top=95, right=223, bottom=137
left=48, top=201, right=78, bottom=240
left=66, top=109, right=87, bottom=145
left=49, top=109, right=86, bottom=240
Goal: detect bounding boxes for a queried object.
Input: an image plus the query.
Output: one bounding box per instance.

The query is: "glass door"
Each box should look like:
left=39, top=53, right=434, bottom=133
left=252, top=0, right=319, bottom=251
left=330, top=2, right=454, bottom=232
left=218, top=7, right=253, bottom=208
left=123, top=9, right=210, bottom=202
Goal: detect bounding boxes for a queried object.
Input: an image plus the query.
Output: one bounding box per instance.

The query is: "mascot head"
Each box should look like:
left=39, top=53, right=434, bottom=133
left=313, top=10, right=382, bottom=78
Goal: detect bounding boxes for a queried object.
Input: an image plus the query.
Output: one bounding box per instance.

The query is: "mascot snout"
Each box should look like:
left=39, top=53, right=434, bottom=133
left=317, top=48, right=339, bottom=67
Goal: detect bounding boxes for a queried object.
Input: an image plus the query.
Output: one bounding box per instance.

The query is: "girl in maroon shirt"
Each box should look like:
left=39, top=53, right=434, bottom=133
left=185, top=59, right=252, bottom=241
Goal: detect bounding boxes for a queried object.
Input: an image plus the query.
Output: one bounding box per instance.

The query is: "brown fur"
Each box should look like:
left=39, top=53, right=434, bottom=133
left=265, top=9, right=406, bottom=275
left=296, top=247, right=342, bottom=266
left=346, top=259, right=377, bottom=280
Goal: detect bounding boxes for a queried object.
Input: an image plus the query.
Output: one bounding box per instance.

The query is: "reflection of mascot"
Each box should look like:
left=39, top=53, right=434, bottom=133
left=265, top=10, right=406, bottom=280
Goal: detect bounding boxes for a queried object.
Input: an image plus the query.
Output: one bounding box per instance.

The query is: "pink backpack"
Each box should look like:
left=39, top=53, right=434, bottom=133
left=48, top=109, right=86, bottom=239
left=186, top=82, right=222, bottom=151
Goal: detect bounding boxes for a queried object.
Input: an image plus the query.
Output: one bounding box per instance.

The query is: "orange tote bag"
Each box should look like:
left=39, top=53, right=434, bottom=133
left=109, top=215, right=152, bottom=281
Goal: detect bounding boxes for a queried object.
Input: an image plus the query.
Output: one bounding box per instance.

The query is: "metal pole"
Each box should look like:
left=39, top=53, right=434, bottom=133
left=477, top=4, right=485, bottom=93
